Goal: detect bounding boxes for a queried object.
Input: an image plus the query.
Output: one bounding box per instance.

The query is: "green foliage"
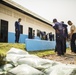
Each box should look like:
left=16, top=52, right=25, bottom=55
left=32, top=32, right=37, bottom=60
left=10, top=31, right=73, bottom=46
left=0, top=43, right=25, bottom=55
left=0, top=43, right=55, bottom=60
left=0, top=43, right=70, bottom=66
left=0, top=43, right=25, bottom=66
left=29, top=50, right=55, bottom=57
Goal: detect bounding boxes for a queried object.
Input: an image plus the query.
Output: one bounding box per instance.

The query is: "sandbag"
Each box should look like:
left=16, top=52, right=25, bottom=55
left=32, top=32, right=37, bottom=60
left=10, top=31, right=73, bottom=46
left=6, top=54, right=27, bottom=66
left=17, top=57, right=58, bottom=69
left=7, top=64, right=44, bottom=75
left=23, top=54, right=39, bottom=58
left=6, top=53, right=39, bottom=66
left=3, top=64, right=13, bottom=71
left=0, top=68, right=7, bottom=75
left=7, top=47, right=28, bottom=55
left=45, top=64, right=76, bottom=75
left=0, top=68, right=3, bottom=75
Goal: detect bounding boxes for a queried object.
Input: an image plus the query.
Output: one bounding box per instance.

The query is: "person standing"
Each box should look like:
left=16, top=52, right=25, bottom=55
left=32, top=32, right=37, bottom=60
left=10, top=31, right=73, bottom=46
left=32, top=30, right=35, bottom=39
left=49, top=32, right=53, bottom=41
left=53, top=19, right=64, bottom=56
left=61, top=21, right=68, bottom=53
left=67, top=20, right=76, bottom=53
left=15, top=18, right=21, bottom=43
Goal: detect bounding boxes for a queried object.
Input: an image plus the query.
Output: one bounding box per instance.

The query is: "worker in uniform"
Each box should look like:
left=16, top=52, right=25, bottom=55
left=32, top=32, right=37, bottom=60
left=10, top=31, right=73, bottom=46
left=53, top=19, right=64, bottom=56
left=61, top=21, right=68, bottom=53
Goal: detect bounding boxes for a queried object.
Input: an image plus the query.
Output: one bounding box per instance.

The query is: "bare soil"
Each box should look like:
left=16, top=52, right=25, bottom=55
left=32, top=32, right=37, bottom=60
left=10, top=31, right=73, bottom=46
left=42, top=50, right=76, bottom=65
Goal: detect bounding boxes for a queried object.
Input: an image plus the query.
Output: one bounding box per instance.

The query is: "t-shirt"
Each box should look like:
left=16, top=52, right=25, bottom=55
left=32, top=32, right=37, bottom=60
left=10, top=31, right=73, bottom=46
left=15, top=21, right=20, bottom=31
left=53, top=22, right=63, bottom=34
left=70, top=24, right=76, bottom=33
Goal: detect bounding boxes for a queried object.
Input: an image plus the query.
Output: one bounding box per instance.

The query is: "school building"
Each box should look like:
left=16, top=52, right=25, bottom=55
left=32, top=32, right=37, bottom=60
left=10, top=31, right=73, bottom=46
left=0, top=0, right=55, bottom=43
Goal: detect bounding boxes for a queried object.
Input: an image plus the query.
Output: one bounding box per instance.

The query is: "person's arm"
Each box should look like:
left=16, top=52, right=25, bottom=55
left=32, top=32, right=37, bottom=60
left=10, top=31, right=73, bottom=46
left=53, top=24, right=59, bottom=33
left=15, top=21, right=18, bottom=31
left=71, top=25, right=75, bottom=34
left=65, top=25, right=68, bottom=39
left=70, top=25, right=75, bottom=39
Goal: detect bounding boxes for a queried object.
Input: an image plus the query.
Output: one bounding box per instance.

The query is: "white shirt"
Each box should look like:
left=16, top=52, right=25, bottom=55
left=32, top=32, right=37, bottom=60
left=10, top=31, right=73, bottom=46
left=70, top=24, right=76, bottom=33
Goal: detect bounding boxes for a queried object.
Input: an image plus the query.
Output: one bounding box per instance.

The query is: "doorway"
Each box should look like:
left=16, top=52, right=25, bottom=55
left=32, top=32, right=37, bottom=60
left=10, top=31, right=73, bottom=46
left=28, top=27, right=33, bottom=39
left=0, top=19, right=8, bottom=42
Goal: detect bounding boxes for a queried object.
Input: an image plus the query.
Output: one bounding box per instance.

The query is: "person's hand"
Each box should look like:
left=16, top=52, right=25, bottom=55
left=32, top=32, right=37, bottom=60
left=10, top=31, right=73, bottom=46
left=16, top=29, right=18, bottom=31
left=68, top=33, right=72, bottom=40
left=69, top=34, right=72, bottom=40
left=56, top=30, right=59, bottom=33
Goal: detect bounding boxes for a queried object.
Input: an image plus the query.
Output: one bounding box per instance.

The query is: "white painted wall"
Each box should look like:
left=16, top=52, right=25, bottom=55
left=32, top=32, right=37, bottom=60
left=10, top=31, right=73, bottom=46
left=0, top=4, right=55, bottom=36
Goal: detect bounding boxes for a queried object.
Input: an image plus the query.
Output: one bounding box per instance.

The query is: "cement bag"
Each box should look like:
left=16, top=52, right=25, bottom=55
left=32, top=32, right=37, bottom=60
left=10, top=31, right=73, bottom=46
left=6, top=54, right=27, bottom=66
left=7, top=47, right=28, bottom=55
left=18, top=58, right=52, bottom=71
left=0, top=68, right=3, bottom=75
left=18, top=58, right=57, bottom=69
left=37, top=58, right=59, bottom=65
left=36, top=62, right=61, bottom=72
left=36, top=58, right=61, bottom=70
left=0, top=68, right=7, bottom=75
left=17, top=58, right=41, bottom=67
left=36, top=60, right=61, bottom=71
left=65, top=64, right=76, bottom=75
left=23, top=54, right=39, bottom=58
left=40, top=62, right=62, bottom=74
left=7, top=64, right=44, bottom=75
left=47, top=64, right=76, bottom=75
left=3, top=64, right=13, bottom=71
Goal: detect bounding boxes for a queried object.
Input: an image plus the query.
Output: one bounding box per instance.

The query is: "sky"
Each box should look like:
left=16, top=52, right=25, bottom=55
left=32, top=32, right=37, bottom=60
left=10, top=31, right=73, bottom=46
left=12, top=0, right=76, bottom=31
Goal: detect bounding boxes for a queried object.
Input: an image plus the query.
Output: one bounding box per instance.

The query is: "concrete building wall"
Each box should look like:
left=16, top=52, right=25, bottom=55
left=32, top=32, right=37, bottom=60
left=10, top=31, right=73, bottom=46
left=0, top=4, right=55, bottom=43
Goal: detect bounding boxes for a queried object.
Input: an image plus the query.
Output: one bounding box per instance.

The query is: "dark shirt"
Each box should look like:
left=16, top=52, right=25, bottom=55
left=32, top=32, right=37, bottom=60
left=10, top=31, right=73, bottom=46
left=62, top=23, right=68, bottom=38
left=15, top=21, right=20, bottom=31
left=49, top=33, right=52, bottom=39
left=53, top=22, right=63, bottom=35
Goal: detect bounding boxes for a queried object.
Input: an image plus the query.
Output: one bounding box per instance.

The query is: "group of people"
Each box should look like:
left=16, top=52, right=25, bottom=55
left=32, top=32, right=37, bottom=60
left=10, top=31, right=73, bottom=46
left=14, top=18, right=76, bottom=56
left=53, top=19, right=76, bottom=56
left=40, top=31, right=54, bottom=40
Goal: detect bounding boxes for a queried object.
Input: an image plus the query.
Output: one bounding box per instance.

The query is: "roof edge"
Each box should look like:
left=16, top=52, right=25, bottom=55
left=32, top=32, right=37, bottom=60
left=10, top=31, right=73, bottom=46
left=1, top=0, right=52, bottom=26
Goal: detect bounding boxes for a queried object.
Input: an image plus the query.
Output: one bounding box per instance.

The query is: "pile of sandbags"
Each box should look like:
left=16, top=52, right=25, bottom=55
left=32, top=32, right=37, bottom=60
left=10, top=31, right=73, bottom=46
left=1, top=47, right=76, bottom=75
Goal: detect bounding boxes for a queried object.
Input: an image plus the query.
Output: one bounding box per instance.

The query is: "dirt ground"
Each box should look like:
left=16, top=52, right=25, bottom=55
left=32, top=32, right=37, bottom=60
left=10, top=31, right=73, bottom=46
left=43, top=50, right=76, bottom=65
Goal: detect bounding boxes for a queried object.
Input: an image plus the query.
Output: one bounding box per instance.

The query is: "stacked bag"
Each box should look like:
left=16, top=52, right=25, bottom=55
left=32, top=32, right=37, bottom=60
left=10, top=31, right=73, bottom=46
left=0, top=48, right=76, bottom=75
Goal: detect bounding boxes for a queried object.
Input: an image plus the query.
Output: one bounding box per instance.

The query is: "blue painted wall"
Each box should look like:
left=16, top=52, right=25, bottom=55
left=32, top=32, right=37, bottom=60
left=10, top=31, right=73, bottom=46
left=8, top=32, right=69, bottom=51
left=8, top=32, right=28, bottom=43
left=8, top=32, right=15, bottom=43
left=25, top=39, right=69, bottom=51
left=25, top=39, right=56, bottom=51
left=8, top=32, right=40, bottom=43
